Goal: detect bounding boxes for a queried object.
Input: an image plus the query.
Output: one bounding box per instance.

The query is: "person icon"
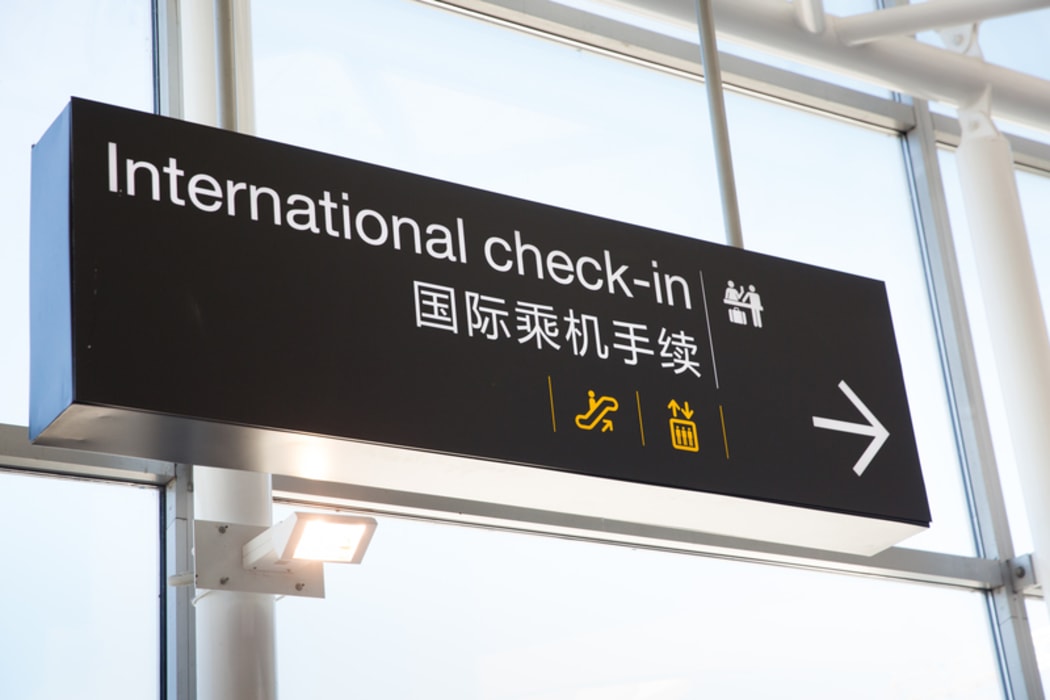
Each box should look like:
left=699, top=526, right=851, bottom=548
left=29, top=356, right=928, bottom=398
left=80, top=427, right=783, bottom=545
left=724, top=280, right=741, bottom=303
left=724, top=281, right=748, bottom=325
left=743, top=284, right=764, bottom=328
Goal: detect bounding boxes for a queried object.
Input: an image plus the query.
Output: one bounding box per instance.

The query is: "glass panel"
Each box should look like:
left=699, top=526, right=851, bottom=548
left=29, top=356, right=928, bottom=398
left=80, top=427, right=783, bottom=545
left=728, top=94, right=974, bottom=555
left=277, top=506, right=1002, bottom=698
left=549, top=0, right=889, bottom=98
left=0, top=0, right=153, bottom=426
left=918, top=7, right=1050, bottom=83
left=976, top=5, right=1050, bottom=142
left=922, top=8, right=1050, bottom=143
left=928, top=105, right=1050, bottom=147
left=720, top=0, right=892, bottom=98
left=0, top=472, right=159, bottom=699
left=1025, top=598, right=1050, bottom=690
left=939, top=150, right=1050, bottom=556
left=250, top=0, right=724, bottom=240
left=979, top=9, right=1050, bottom=82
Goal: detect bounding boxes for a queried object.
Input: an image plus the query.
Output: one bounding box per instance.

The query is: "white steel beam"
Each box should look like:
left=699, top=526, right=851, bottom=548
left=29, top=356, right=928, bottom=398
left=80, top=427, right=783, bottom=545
left=955, top=104, right=1050, bottom=627
left=436, top=0, right=1050, bottom=132
left=794, top=0, right=825, bottom=34
left=904, top=101, right=1046, bottom=698
left=709, top=0, right=1050, bottom=128
left=836, top=0, right=1050, bottom=47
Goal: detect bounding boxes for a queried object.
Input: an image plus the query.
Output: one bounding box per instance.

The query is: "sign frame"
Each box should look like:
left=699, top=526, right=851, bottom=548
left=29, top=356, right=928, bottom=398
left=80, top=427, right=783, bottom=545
left=30, top=99, right=930, bottom=555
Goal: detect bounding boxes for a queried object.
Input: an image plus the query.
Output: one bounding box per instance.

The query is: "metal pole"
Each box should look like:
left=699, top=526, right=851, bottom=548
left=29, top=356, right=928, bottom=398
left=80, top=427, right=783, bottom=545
left=165, top=464, right=198, bottom=700
left=955, top=103, right=1050, bottom=625
left=795, top=0, right=825, bottom=34
left=213, top=0, right=255, bottom=134
left=905, top=100, right=1045, bottom=700
left=177, top=2, right=275, bottom=699
left=178, top=0, right=220, bottom=126
left=194, top=467, right=277, bottom=700
left=694, top=0, right=744, bottom=249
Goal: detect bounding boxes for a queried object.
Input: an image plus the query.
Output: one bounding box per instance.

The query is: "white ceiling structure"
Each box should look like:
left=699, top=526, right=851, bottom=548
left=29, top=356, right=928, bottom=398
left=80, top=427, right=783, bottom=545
left=434, top=0, right=1050, bottom=132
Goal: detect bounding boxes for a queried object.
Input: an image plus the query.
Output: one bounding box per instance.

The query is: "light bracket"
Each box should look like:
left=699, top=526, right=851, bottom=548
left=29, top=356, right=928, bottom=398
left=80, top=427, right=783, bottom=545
left=193, top=513, right=377, bottom=599
left=194, top=520, right=326, bottom=598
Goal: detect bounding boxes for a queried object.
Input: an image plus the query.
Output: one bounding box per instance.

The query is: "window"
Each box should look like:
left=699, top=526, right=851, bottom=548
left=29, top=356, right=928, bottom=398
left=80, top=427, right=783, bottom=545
left=276, top=506, right=1001, bottom=698
left=0, top=472, right=159, bottom=699
left=728, top=94, right=973, bottom=555
left=0, top=3, right=158, bottom=698
left=0, top=0, right=152, bottom=425
left=939, top=150, right=1050, bottom=557
left=254, top=2, right=1012, bottom=696
left=251, top=0, right=723, bottom=241
left=4, top=0, right=1044, bottom=696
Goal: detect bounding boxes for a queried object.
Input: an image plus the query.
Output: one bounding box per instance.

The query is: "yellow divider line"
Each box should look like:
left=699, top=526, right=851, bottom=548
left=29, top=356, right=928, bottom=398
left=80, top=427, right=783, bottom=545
left=548, top=375, right=557, bottom=432
left=636, top=391, right=646, bottom=446
left=719, top=404, right=730, bottom=460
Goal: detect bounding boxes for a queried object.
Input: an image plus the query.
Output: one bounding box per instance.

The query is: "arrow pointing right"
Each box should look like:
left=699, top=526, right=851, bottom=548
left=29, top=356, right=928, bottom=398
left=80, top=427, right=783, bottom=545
left=812, top=380, right=890, bottom=477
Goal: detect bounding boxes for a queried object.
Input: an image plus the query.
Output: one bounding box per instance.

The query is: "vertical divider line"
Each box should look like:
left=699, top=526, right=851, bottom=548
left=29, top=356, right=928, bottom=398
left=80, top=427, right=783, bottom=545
left=636, top=391, right=646, bottom=446
left=699, top=270, right=720, bottom=389
left=548, top=375, right=557, bottom=432
left=719, top=404, right=730, bottom=459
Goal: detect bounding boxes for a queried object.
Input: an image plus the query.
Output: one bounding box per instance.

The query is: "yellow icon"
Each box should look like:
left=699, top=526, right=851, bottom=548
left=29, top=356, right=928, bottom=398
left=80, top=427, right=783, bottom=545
left=576, top=390, right=619, bottom=433
left=668, top=399, right=699, bottom=452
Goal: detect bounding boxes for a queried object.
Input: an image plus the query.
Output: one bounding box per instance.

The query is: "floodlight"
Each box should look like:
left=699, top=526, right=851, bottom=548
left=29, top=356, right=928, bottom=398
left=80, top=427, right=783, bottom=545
left=243, top=512, right=377, bottom=572
left=191, top=512, right=377, bottom=598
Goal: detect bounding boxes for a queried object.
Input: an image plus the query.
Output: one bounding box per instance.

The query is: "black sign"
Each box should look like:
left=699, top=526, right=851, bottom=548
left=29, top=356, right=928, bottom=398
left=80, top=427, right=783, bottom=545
left=31, top=99, right=929, bottom=551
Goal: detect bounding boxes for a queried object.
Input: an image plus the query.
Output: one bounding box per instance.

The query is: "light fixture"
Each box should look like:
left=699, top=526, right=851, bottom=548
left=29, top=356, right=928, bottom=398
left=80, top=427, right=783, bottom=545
left=243, top=512, right=377, bottom=571
left=192, top=512, right=378, bottom=599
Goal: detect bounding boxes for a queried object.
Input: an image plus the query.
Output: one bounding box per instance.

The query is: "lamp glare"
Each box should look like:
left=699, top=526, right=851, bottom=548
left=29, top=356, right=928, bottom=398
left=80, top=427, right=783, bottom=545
left=293, top=520, right=369, bottom=562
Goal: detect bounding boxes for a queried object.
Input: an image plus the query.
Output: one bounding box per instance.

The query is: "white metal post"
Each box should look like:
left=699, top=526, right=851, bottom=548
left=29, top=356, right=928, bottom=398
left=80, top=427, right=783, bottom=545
left=194, top=467, right=277, bottom=700
left=178, top=0, right=220, bottom=126
left=955, top=103, right=1050, bottom=617
left=694, top=0, right=743, bottom=248
left=905, top=100, right=1045, bottom=699
left=176, top=1, right=274, bottom=698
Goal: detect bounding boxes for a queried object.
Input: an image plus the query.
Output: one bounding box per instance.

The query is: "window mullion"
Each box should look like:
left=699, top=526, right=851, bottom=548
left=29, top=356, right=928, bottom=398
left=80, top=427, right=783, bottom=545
left=902, top=97, right=1044, bottom=700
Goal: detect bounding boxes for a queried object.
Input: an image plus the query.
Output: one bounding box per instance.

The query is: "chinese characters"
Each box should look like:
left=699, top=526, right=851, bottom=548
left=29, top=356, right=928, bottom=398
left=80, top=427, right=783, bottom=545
left=414, top=280, right=702, bottom=377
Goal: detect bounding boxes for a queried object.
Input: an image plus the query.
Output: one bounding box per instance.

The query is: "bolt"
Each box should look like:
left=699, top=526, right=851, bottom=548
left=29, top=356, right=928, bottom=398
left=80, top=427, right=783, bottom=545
left=218, top=525, right=228, bottom=534
left=1015, top=566, right=1027, bottom=579
left=295, top=583, right=305, bottom=592
left=220, top=577, right=230, bottom=586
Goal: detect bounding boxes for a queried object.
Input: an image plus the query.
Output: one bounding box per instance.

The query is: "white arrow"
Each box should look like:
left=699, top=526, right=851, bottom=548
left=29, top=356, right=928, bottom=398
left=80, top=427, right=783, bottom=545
left=812, top=380, right=889, bottom=477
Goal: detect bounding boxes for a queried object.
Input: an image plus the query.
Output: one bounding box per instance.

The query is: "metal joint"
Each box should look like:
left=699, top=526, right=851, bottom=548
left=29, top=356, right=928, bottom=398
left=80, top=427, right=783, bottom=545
left=1008, top=553, right=1041, bottom=595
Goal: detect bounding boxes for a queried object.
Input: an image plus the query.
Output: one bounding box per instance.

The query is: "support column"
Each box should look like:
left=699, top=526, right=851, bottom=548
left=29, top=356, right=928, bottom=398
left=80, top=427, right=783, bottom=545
left=175, top=1, right=271, bottom=697
left=906, top=99, right=1044, bottom=699
left=194, top=467, right=277, bottom=700
left=694, top=0, right=744, bottom=248
left=955, top=103, right=1050, bottom=617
